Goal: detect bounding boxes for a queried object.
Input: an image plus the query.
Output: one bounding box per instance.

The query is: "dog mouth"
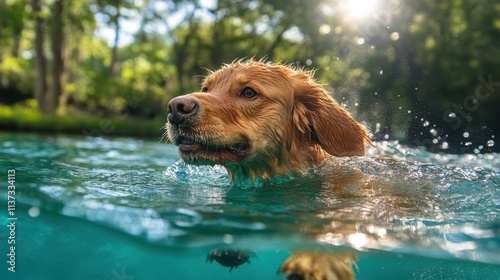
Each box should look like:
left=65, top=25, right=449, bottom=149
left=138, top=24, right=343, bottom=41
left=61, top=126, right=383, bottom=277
left=175, top=136, right=251, bottom=162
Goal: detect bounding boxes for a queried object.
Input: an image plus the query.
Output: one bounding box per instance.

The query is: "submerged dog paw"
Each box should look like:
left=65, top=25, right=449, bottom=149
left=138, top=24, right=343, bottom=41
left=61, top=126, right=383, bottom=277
left=279, top=251, right=357, bottom=280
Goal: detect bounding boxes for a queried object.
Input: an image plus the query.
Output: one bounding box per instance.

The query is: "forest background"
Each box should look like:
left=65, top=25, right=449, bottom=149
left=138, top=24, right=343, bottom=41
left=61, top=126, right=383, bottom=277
left=1, top=0, right=499, bottom=153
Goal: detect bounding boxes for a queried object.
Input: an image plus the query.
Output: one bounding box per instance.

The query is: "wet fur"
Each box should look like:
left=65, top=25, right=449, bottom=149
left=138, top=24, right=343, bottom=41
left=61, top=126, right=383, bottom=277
left=166, top=60, right=370, bottom=279
left=166, top=60, right=371, bottom=183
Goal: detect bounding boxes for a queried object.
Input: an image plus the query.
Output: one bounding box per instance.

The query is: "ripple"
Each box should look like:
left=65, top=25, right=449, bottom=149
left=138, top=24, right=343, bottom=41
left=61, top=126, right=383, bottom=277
left=62, top=202, right=177, bottom=241
left=2, top=134, right=499, bottom=264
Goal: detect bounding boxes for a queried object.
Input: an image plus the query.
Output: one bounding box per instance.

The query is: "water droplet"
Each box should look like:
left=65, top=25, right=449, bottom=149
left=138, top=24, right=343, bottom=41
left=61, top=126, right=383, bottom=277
left=463, top=132, right=469, bottom=138
left=407, top=110, right=411, bottom=114
left=357, top=37, right=365, bottom=45
left=355, top=103, right=359, bottom=106
left=448, top=112, right=456, bottom=118
left=306, top=59, right=312, bottom=66
left=478, top=145, right=483, bottom=150
left=380, top=70, right=383, bottom=74
left=487, top=140, right=495, bottom=147
left=384, top=134, right=389, bottom=139
left=29, top=207, right=40, bottom=218
left=441, top=142, right=449, bottom=149
left=399, top=106, right=402, bottom=109
left=473, top=148, right=480, bottom=154
left=432, top=139, right=438, bottom=144
left=223, top=234, right=234, bottom=244
left=423, top=121, right=429, bottom=127
left=465, top=142, right=472, bottom=146
left=430, top=129, right=438, bottom=136
left=374, top=92, right=378, bottom=95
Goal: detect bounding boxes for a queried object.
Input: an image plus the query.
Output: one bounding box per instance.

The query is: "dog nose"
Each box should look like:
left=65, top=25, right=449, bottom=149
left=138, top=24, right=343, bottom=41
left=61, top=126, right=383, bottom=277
left=168, top=97, right=199, bottom=125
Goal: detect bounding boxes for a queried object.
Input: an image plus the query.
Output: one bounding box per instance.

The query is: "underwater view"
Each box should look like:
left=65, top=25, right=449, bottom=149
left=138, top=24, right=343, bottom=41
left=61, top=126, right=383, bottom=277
left=2, top=0, right=500, bottom=279
left=1, top=132, right=499, bottom=279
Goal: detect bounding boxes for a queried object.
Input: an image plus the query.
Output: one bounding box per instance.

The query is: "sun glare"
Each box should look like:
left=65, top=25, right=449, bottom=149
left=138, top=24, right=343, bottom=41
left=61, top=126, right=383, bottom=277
left=344, top=0, right=379, bottom=19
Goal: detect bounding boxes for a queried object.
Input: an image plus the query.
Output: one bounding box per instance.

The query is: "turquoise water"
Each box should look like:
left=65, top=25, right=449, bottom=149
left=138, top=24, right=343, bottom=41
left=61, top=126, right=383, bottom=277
left=1, top=132, right=499, bottom=280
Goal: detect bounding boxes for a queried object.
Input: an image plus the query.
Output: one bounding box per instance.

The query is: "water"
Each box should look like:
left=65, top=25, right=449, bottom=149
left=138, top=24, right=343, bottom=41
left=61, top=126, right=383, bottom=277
left=1, top=132, right=499, bottom=280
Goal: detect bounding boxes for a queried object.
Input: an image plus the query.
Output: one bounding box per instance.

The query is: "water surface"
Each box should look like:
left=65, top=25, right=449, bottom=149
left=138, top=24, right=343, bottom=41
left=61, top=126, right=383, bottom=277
left=1, top=132, right=499, bottom=279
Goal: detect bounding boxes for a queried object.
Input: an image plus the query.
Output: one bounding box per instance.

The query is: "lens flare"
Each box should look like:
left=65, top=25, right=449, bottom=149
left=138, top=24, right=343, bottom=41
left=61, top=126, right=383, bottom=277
left=344, top=0, right=379, bottom=19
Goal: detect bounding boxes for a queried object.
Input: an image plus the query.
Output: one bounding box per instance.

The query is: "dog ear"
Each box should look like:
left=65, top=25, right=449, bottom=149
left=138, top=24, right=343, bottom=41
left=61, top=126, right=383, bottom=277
left=293, top=81, right=370, bottom=156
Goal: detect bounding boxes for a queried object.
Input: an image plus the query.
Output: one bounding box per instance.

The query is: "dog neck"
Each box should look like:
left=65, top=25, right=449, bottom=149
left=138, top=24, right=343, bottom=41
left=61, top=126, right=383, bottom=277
left=223, top=143, right=328, bottom=185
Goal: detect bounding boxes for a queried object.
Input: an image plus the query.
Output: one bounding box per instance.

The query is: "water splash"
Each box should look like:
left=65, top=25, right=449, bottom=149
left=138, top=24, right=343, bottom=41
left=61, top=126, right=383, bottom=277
left=164, top=160, right=229, bottom=185
left=1, top=133, right=499, bottom=264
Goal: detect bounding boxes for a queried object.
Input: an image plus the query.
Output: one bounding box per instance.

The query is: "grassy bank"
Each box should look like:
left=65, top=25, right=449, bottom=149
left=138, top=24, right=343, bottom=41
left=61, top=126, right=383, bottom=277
left=0, top=101, right=167, bottom=138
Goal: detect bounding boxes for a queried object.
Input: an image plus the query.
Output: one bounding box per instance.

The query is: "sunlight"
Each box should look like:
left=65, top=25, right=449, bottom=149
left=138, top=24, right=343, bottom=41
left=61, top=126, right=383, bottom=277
left=344, top=0, right=379, bottom=19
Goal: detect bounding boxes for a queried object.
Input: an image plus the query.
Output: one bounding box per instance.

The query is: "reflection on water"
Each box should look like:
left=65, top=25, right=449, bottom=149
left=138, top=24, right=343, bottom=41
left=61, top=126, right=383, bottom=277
left=1, top=133, right=499, bottom=268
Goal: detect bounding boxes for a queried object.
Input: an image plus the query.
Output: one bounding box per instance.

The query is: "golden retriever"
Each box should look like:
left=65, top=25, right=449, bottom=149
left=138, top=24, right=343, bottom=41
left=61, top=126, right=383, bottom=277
left=167, top=60, right=371, bottom=181
left=166, top=60, right=371, bottom=280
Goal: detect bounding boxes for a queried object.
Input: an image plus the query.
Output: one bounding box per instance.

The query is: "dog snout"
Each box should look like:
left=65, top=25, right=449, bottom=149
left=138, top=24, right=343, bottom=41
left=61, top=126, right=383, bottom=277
left=168, top=96, right=199, bottom=125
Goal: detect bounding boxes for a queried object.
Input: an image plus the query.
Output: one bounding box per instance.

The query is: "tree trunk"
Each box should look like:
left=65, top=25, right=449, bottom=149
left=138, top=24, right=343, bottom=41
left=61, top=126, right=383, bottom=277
left=109, top=8, right=121, bottom=78
left=32, top=0, right=47, bottom=110
left=174, top=21, right=198, bottom=94
left=172, top=3, right=201, bottom=94
left=47, top=0, right=64, bottom=115
left=12, top=28, right=22, bottom=58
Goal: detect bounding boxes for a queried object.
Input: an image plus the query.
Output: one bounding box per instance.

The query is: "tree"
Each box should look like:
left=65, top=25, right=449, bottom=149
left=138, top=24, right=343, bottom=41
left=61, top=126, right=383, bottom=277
left=96, top=0, right=137, bottom=78
left=32, top=0, right=47, bottom=110
left=0, top=0, right=499, bottom=152
left=46, top=0, right=65, bottom=115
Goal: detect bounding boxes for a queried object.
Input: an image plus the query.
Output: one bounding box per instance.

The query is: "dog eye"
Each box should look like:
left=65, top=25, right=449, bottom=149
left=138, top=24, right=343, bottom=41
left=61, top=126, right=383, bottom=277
left=240, top=87, right=258, bottom=99
left=201, top=87, right=209, bottom=93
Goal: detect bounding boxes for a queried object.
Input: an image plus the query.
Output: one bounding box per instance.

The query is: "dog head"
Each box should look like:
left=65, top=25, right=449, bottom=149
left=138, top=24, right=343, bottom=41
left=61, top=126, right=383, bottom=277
left=166, top=60, right=370, bottom=182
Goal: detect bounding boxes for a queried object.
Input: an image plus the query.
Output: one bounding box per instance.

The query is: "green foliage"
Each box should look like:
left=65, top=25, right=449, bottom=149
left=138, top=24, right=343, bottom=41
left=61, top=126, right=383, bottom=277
left=0, top=0, right=498, bottom=152
left=0, top=100, right=164, bottom=137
